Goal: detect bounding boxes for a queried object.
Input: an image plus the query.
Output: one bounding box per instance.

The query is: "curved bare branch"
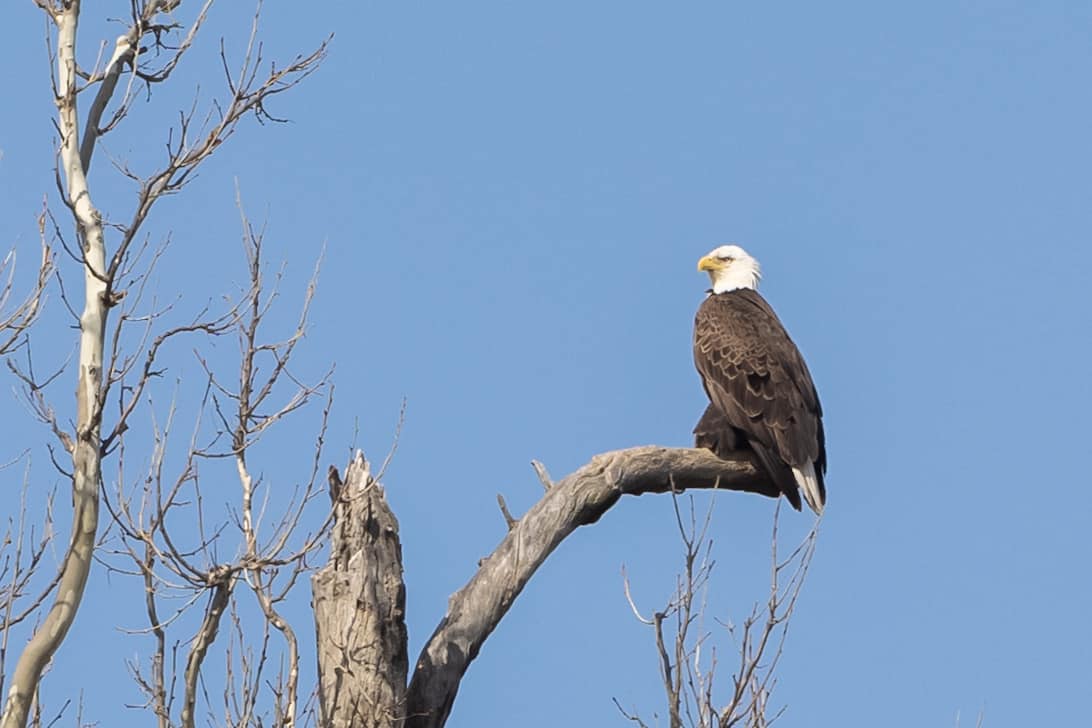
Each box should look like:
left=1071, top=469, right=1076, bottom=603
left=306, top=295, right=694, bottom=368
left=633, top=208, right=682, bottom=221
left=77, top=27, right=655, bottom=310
left=404, top=446, right=774, bottom=728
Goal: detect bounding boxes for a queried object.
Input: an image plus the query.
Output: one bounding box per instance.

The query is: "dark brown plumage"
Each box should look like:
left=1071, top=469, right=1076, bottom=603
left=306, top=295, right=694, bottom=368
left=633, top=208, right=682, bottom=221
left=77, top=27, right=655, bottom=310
left=693, top=288, right=826, bottom=513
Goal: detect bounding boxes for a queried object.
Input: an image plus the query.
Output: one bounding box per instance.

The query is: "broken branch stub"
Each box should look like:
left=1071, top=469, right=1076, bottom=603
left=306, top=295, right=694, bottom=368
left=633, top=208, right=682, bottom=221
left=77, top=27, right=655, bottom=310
left=312, top=453, right=408, bottom=728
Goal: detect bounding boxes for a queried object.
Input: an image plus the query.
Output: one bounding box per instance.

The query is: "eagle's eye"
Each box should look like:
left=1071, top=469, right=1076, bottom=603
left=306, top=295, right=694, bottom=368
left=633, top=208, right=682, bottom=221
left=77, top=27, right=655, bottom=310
left=719, top=255, right=734, bottom=262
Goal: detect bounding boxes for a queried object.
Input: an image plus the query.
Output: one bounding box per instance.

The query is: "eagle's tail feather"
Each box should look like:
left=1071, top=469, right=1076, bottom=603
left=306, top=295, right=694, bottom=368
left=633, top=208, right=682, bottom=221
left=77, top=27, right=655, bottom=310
left=749, top=442, right=803, bottom=512
left=792, top=461, right=825, bottom=516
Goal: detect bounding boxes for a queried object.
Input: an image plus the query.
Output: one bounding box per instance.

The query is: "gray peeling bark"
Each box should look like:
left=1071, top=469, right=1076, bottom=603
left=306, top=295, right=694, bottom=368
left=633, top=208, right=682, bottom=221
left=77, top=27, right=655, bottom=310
left=313, top=446, right=770, bottom=728
left=313, top=452, right=408, bottom=728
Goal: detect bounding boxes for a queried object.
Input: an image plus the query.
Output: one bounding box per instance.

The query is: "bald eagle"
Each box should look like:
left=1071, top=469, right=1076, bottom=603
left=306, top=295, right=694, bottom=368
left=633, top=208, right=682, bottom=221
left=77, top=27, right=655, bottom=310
left=693, top=245, right=826, bottom=515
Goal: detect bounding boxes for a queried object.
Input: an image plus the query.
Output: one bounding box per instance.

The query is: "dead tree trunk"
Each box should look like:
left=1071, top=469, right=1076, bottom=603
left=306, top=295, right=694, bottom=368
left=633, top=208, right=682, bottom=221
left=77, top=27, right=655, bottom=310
left=313, top=453, right=408, bottom=728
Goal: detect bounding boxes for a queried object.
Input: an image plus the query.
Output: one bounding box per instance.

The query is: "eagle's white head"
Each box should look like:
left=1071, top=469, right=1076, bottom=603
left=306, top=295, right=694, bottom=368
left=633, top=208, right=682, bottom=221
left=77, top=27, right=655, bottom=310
left=697, top=244, right=761, bottom=293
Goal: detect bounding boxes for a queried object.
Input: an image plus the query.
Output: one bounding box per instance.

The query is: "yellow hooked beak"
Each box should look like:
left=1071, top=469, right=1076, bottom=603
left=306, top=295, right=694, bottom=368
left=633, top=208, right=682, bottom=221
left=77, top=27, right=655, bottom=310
left=697, top=255, right=726, bottom=272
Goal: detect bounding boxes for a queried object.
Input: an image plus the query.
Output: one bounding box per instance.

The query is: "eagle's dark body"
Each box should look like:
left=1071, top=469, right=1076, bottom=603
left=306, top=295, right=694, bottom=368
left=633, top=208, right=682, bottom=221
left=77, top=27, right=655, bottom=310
left=693, top=288, right=826, bottom=512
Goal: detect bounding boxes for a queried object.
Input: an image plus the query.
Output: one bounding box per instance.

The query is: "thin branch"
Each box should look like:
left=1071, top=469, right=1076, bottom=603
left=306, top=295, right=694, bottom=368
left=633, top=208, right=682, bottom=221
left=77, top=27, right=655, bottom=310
left=0, top=215, right=53, bottom=355
left=374, top=396, right=405, bottom=483
left=495, top=495, right=517, bottom=531
left=530, top=460, right=553, bottom=490
left=620, top=566, right=654, bottom=626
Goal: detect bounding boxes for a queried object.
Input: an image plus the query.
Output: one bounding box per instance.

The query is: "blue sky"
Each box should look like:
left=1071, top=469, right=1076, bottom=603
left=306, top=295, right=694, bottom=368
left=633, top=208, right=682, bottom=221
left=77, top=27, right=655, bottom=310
left=1, top=2, right=1091, bottom=726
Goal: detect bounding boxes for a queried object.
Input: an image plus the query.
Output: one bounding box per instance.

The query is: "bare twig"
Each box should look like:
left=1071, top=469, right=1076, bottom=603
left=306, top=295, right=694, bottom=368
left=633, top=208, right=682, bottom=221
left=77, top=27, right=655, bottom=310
left=616, top=499, right=818, bottom=728
left=495, top=495, right=517, bottom=531
left=530, top=459, right=553, bottom=490
left=375, top=397, right=406, bottom=483
left=0, top=214, right=53, bottom=355
left=107, top=197, right=331, bottom=728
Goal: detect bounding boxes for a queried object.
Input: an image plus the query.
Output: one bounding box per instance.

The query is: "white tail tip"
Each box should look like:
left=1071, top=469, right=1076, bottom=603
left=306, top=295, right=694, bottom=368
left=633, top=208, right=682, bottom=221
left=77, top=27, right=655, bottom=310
left=792, top=461, right=824, bottom=516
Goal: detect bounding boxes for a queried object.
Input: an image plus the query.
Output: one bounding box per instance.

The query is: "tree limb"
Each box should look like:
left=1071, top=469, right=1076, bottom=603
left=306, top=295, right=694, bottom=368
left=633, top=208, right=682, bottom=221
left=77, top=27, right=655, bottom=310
left=180, top=572, right=234, bottom=728
left=404, top=446, right=774, bottom=728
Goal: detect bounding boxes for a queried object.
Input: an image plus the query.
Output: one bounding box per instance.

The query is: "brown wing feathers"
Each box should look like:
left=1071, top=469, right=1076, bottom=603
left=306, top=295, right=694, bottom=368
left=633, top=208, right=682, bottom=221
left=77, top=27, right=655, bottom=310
left=693, top=290, right=826, bottom=510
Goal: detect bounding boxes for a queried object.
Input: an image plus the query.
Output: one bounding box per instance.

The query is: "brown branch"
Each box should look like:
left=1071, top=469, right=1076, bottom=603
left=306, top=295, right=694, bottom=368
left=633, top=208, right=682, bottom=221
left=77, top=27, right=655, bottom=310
left=653, top=610, right=682, bottom=728
left=141, top=543, right=169, bottom=728
left=31, top=1, right=58, bottom=22
left=248, top=569, right=300, bottom=728
left=404, top=446, right=773, bottom=728
left=180, top=573, right=234, bottom=728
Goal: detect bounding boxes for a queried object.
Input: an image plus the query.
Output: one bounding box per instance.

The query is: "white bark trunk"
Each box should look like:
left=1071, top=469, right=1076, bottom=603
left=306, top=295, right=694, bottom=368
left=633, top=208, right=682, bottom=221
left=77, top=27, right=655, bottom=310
left=1, top=5, right=106, bottom=727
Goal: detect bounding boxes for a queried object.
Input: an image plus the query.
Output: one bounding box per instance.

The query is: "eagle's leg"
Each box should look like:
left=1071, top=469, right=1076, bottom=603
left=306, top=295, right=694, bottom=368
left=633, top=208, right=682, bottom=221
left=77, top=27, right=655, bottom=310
left=693, top=404, right=742, bottom=458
